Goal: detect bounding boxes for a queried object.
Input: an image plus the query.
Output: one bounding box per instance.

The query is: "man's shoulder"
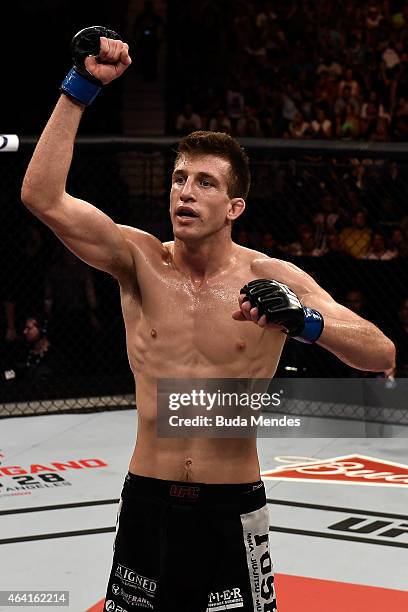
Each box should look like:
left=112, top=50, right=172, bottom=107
left=243, top=252, right=325, bottom=302
left=118, top=225, right=166, bottom=253
left=253, top=257, right=301, bottom=275
left=238, top=245, right=299, bottom=277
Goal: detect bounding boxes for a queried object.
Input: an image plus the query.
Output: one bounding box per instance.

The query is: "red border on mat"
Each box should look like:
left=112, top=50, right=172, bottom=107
left=85, top=601, right=104, bottom=612
left=275, top=574, right=408, bottom=612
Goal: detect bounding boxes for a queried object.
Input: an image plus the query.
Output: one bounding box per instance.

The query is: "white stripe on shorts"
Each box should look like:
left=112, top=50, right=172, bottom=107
left=241, top=505, right=277, bottom=611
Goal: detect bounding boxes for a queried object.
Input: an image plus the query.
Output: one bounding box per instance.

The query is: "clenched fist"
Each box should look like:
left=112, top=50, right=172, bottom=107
left=85, top=36, right=132, bottom=85
left=232, top=278, right=324, bottom=344
left=61, top=26, right=132, bottom=106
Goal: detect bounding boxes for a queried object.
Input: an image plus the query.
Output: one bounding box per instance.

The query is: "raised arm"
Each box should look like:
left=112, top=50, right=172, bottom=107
left=21, top=32, right=135, bottom=282
left=234, top=259, right=395, bottom=372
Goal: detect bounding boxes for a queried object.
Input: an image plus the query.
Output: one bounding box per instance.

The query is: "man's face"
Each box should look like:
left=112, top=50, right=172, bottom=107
left=24, top=319, right=41, bottom=343
left=170, top=154, right=237, bottom=242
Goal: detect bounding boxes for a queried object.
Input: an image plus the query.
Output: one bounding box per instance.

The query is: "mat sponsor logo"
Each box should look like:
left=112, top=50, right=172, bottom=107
left=262, top=454, right=408, bottom=487
left=267, top=499, right=408, bottom=548
left=0, top=472, right=71, bottom=496
left=328, top=516, right=408, bottom=541
left=0, top=458, right=108, bottom=497
left=115, top=564, right=157, bottom=596
left=207, top=587, right=243, bottom=610
left=0, top=458, right=107, bottom=476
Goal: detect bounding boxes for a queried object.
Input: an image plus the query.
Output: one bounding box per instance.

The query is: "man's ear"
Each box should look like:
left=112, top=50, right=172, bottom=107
left=227, top=198, right=246, bottom=221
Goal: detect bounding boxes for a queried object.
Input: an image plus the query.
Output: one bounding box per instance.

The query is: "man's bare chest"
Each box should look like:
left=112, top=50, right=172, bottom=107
left=143, top=275, right=241, bottom=318
left=120, top=251, right=286, bottom=375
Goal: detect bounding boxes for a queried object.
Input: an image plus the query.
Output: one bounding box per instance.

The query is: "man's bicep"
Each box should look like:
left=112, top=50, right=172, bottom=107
left=40, top=193, right=134, bottom=278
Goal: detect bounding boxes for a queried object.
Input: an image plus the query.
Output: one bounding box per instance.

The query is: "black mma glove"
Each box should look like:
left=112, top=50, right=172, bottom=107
left=61, top=26, right=122, bottom=106
left=240, top=279, right=324, bottom=344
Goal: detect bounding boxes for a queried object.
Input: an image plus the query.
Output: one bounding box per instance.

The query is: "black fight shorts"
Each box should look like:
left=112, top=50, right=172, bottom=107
left=104, top=473, right=277, bottom=612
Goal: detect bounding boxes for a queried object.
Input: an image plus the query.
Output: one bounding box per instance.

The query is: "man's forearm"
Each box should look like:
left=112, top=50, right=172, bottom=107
left=317, top=317, right=395, bottom=372
left=21, top=95, right=85, bottom=212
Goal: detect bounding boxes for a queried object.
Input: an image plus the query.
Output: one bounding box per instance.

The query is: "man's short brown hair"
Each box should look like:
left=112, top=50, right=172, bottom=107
left=176, top=131, right=251, bottom=199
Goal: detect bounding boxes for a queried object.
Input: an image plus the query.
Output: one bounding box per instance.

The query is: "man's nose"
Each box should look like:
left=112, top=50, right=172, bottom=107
left=180, top=178, right=195, bottom=201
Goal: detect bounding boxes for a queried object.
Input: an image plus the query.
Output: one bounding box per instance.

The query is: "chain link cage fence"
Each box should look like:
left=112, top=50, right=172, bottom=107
left=0, top=137, right=407, bottom=425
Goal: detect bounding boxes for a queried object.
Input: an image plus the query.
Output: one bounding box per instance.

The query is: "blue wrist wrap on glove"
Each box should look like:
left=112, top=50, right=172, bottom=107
left=293, top=307, right=324, bottom=344
left=61, top=67, right=102, bottom=106
left=60, top=26, right=122, bottom=106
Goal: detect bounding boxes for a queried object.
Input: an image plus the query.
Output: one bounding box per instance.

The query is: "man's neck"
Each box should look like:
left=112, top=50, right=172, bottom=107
left=173, top=235, right=236, bottom=281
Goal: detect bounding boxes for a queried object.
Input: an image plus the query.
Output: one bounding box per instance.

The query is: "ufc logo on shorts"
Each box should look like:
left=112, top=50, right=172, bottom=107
left=169, top=484, right=200, bottom=499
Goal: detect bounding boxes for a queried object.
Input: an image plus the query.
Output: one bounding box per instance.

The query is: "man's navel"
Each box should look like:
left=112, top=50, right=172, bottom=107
left=180, top=458, right=193, bottom=482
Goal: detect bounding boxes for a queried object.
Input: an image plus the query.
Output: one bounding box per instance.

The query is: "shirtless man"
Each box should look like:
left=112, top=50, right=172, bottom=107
left=21, top=31, right=395, bottom=612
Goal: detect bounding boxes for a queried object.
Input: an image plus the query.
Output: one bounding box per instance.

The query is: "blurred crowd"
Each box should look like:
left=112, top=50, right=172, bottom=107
left=172, top=0, right=408, bottom=141
left=245, top=157, right=408, bottom=259
left=0, top=224, right=130, bottom=397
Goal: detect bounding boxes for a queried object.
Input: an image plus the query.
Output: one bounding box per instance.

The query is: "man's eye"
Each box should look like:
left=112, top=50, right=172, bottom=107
left=174, top=176, right=184, bottom=184
left=200, top=179, right=211, bottom=187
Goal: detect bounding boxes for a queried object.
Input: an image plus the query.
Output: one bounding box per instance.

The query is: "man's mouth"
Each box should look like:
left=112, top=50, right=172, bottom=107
left=176, top=206, right=199, bottom=218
